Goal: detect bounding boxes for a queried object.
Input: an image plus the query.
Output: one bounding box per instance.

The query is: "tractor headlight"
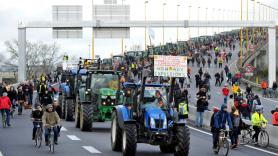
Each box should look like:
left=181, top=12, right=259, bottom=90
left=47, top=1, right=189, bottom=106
left=85, top=91, right=89, bottom=94
left=101, top=95, right=107, bottom=99
left=163, top=117, right=167, bottom=129
left=102, top=101, right=106, bottom=105
left=110, top=96, right=116, bottom=99
left=150, top=117, right=155, bottom=129
left=87, top=89, right=91, bottom=91
left=111, top=102, right=114, bottom=105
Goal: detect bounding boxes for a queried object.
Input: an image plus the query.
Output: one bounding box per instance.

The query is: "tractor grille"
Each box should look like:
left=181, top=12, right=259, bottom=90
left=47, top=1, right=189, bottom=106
left=155, top=119, right=163, bottom=129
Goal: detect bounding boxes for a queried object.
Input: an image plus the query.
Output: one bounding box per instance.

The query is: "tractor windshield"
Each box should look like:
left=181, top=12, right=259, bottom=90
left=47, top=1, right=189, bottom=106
left=143, top=86, right=168, bottom=107
left=91, top=74, right=119, bottom=91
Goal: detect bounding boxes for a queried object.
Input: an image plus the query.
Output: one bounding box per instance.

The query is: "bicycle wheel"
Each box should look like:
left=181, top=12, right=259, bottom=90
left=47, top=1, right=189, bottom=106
left=239, top=129, right=251, bottom=145
left=258, top=130, right=269, bottom=148
left=49, top=133, right=55, bottom=153
left=2, top=112, right=7, bottom=128
left=36, top=128, right=42, bottom=148
left=219, top=139, right=230, bottom=156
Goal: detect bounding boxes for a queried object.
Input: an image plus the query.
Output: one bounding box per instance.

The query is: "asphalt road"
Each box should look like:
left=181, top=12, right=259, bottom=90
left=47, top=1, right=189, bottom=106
left=0, top=110, right=277, bottom=156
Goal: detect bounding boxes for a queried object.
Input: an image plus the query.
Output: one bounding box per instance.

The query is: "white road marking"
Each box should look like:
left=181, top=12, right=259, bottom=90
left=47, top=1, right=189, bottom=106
left=61, top=127, right=68, bottom=131
left=67, top=135, right=81, bottom=141
left=82, top=146, right=101, bottom=154
left=0, top=151, right=3, bottom=156
left=245, top=145, right=278, bottom=156
left=188, top=126, right=278, bottom=156
left=260, top=96, right=278, bottom=104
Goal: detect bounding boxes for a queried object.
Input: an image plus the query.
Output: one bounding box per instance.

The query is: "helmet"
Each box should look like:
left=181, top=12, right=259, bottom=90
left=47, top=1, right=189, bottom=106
left=255, top=105, right=263, bottom=112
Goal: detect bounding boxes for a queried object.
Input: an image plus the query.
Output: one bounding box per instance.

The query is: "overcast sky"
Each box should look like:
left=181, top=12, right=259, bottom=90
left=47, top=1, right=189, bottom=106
left=0, top=0, right=277, bottom=59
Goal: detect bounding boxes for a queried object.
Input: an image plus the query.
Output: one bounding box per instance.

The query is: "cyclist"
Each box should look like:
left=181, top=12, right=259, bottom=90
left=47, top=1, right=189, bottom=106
left=31, top=104, right=44, bottom=140
left=251, top=105, right=268, bottom=144
left=213, top=105, right=232, bottom=152
left=0, top=92, right=12, bottom=127
left=42, top=104, right=60, bottom=145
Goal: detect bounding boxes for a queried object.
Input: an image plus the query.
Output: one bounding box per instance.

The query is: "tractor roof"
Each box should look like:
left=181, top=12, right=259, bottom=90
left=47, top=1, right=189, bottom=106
left=87, top=70, right=120, bottom=75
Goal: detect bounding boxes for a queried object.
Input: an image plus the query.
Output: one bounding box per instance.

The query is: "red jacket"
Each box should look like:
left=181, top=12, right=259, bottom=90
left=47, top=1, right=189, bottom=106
left=222, top=87, right=229, bottom=96
left=0, top=96, right=12, bottom=110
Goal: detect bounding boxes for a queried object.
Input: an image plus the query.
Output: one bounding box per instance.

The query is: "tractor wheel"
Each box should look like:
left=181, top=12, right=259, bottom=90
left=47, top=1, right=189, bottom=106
left=111, top=112, right=122, bottom=152
left=75, top=104, right=80, bottom=128
left=122, top=124, right=137, bottom=156
left=174, top=126, right=190, bottom=156
left=160, top=143, right=175, bottom=153
left=60, top=96, right=66, bottom=119
left=80, top=103, right=93, bottom=131
left=65, top=99, right=74, bottom=121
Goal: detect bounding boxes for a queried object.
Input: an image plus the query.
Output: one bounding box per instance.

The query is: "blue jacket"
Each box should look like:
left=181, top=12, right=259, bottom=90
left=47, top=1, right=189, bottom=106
left=214, top=110, right=232, bottom=129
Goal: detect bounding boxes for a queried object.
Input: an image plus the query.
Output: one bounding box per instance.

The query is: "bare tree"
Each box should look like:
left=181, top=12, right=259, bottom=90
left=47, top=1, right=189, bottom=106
left=4, top=40, right=63, bottom=79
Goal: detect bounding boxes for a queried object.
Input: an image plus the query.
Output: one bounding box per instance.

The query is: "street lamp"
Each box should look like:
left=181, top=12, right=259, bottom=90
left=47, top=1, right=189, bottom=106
left=198, top=6, right=201, bottom=37
left=218, top=9, right=221, bottom=33
left=121, top=0, right=125, bottom=55
left=212, top=8, right=215, bottom=34
left=246, top=0, right=249, bottom=57
left=88, top=44, right=91, bottom=59
left=240, top=0, right=243, bottom=67
left=144, top=1, right=148, bottom=51
left=188, top=5, right=192, bottom=39
left=205, top=7, right=208, bottom=35
left=163, top=2, right=166, bottom=45
left=251, top=0, right=255, bottom=44
left=177, top=4, right=180, bottom=42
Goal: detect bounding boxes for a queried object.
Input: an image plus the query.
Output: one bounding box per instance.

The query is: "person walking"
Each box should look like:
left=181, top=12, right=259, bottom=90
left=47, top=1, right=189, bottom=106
left=270, top=81, right=278, bottom=98
left=261, top=80, right=268, bottom=97
left=271, top=106, right=278, bottom=126
left=202, top=57, right=206, bottom=68
left=222, top=85, right=230, bottom=104
left=214, top=57, right=217, bottom=68
left=0, top=92, right=12, bottom=127
left=214, top=72, right=221, bottom=87
left=196, top=97, right=207, bottom=127
left=218, top=57, right=223, bottom=68
left=207, top=57, right=212, bottom=68
left=220, top=71, right=224, bottom=86
left=224, top=65, right=229, bottom=76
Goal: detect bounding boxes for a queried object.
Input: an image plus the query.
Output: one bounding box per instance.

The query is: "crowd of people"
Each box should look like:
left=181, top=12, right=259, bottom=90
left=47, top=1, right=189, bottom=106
left=0, top=75, right=61, bottom=146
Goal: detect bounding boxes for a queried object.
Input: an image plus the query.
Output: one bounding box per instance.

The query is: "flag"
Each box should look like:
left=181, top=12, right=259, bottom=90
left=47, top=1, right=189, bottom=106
left=148, top=28, right=155, bottom=40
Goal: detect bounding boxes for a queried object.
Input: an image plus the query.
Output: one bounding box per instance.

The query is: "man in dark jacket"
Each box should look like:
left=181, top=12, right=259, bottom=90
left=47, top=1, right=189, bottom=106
left=195, top=97, right=207, bottom=127
left=214, top=72, right=221, bottom=86
left=213, top=105, right=232, bottom=151
left=0, top=83, right=3, bottom=97
left=31, top=104, right=44, bottom=140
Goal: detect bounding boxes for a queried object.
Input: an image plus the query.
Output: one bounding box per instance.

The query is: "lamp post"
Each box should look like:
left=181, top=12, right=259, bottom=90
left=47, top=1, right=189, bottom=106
left=92, top=0, right=95, bottom=59
left=188, top=5, right=192, bottom=39
left=177, top=4, right=180, bottom=42
left=223, top=9, right=225, bottom=32
left=212, top=8, right=215, bottom=34
left=240, top=0, right=243, bottom=67
left=246, top=0, right=249, bottom=57
left=88, top=44, right=91, bottom=59
left=218, top=9, right=221, bottom=33
left=205, top=7, right=208, bottom=35
left=121, top=0, right=125, bottom=55
left=163, top=2, right=166, bottom=45
left=144, top=1, right=148, bottom=51
left=198, top=6, right=201, bottom=37
left=251, top=0, right=255, bottom=44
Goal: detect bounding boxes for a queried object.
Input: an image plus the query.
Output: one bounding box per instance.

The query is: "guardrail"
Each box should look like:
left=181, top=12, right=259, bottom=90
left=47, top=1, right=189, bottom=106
left=188, top=105, right=278, bottom=149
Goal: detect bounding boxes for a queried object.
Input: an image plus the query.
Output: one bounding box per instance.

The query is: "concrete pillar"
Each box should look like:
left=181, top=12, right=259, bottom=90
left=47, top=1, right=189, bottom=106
left=18, top=27, right=26, bottom=82
left=268, top=27, right=276, bottom=88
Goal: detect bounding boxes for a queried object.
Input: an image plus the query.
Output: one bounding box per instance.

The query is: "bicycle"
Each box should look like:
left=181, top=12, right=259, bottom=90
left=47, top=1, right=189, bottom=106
left=239, top=123, right=269, bottom=148
left=214, top=129, right=230, bottom=156
left=1, top=110, right=7, bottom=128
left=34, top=121, right=43, bottom=148
left=48, top=125, right=57, bottom=153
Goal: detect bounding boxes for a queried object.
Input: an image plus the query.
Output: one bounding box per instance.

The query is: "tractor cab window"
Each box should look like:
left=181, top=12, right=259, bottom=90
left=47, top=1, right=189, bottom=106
left=143, top=87, right=168, bottom=108
left=91, top=74, right=119, bottom=91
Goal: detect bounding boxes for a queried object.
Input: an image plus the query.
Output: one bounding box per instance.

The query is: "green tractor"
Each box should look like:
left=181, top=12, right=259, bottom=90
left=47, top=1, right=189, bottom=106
left=75, top=70, right=121, bottom=131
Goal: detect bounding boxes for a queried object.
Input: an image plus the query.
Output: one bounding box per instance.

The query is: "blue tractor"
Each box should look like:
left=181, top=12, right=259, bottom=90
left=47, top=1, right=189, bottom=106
left=60, top=69, right=78, bottom=121
left=111, top=71, right=190, bottom=156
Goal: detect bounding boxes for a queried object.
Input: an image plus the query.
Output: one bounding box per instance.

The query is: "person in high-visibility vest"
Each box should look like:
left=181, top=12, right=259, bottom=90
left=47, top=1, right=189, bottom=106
left=178, top=98, right=189, bottom=120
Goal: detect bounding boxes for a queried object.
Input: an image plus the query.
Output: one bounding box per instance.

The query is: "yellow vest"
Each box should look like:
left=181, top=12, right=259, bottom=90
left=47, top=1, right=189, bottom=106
left=178, top=102, right=188, bottom=115
left=252, top=112, right=268, bottom=127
